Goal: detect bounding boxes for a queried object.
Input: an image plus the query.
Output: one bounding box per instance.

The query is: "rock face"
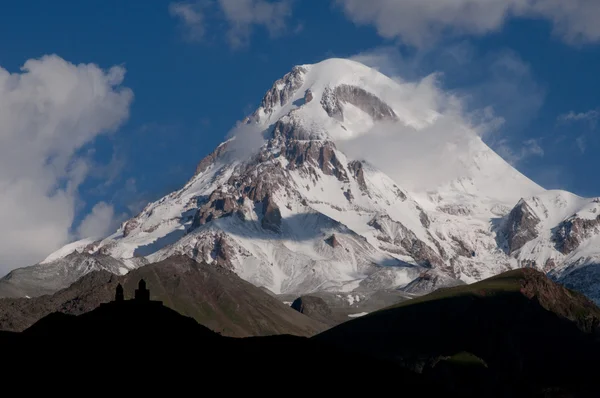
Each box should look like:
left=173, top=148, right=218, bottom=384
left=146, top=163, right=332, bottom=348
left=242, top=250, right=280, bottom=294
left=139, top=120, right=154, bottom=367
left=348, top=160, right=368, bottom=192
left=291, top=296, right=335, bottom=325
left=0, top=255, right=326, bottom=338
left=194, top=141, right=231, bottom=177
left=554, top=215, right=600, bottom=254
left=304, top=89, right=313, bottom=103
left=191, top=191, right=240, bottom=229
left=320, top=84, right=397, bottom=122
left=325, top=234, right=340, bottom=248
left=368, top=215, right=444, bottom=268
left=503, top=200, right=540, bottom=255
left=261, top=195, right=282, bottom=232
left=257, top=66, right=307, bottom=118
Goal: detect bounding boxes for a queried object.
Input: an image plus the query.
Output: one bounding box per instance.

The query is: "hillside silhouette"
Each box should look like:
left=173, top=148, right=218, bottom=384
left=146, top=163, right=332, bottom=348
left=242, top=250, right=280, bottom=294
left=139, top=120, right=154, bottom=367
left=1, top=279, right=436, bottom=395
left=1, top=265, right=599, bottom=397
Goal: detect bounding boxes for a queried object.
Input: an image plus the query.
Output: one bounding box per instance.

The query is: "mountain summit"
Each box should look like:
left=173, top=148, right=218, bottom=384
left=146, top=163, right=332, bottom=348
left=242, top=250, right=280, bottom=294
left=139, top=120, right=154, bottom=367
left=3, top=58, right=600, bottom=304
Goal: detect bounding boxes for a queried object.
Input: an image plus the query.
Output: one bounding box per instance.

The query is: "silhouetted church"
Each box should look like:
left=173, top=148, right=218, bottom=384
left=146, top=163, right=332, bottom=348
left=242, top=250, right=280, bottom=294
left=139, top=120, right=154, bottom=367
left=110, top=280, right=162, bottom=306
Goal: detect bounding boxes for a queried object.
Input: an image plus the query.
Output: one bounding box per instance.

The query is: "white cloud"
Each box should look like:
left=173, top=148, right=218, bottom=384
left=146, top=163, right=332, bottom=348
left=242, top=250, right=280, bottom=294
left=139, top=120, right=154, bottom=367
left=335, top=0, right=600, bottom=47
left=77, top=202, right=122, bottom=240
left=559, top=109, right=600, bottom=124
left=0, top=55, right=133, bottom=274
left=169, top=1, right=207, bottom=41
left=169, top=0, right=293, bottom=47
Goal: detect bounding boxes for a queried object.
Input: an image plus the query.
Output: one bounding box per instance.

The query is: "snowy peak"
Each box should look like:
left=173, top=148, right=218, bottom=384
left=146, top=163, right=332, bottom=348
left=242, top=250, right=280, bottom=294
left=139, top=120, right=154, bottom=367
left=6, top=57, right=600, bottom=307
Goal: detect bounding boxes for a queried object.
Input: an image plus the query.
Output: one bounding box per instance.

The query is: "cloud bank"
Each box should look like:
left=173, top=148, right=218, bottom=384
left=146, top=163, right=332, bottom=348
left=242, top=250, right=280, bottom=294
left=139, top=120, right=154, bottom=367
left=0, top=55, right=133, bottom=274
left=335, top=0, right=600, bottom=47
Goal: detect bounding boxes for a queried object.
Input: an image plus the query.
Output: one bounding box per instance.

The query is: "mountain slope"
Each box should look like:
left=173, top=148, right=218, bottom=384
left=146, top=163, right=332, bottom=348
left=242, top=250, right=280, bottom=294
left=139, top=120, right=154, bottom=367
left=0, top=255, right=325, bottom=337
left=3, top=57, right=600, bottom=306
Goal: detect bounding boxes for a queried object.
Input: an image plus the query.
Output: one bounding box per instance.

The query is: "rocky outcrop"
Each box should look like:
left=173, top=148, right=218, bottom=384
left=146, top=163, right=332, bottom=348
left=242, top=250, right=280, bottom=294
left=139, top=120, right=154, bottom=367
left=368, top=215, right=444, bottom=268
left=320, top=84, right=397, bottom=122
left=503, top=200, right=541, bottom=255
left=419, top=210, right=431, bottom=229
left=258, top=66, right=307, bottom=117
left=272, top=117, right=314, bottom=141
left=291, top=296, right=335, bottom=326
left=284, top=139, right=349, bottom=183
left=212, top=235, right=234, bottom=268
left=122, top=219, right=139, bottom=237
left=320, top=86, right=343, bottom=121
left=194, top=141, right=231, bottom=176
left=325, top=234, right=340, bottom=248
left=262, top=195, right=282, bottom=232
left=191, top=191, right=240, bottom=229
left=304, top=89, right=313, bottom=103
left=335, top=84, right=397, bottom=121
left=348, top=160, right=368, bottom=192
left=553, top=215, right=600, bottom=255
left=438, top=204, right=473, bottom=217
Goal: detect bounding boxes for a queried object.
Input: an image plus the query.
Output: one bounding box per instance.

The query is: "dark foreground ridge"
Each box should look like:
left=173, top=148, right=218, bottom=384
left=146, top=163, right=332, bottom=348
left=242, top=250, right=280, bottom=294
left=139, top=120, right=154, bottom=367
left=1, top=266, right=599, bottom=397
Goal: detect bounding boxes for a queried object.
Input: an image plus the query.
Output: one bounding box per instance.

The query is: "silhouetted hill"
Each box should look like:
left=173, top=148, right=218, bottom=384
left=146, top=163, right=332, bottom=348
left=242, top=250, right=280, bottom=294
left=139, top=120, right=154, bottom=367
left=314, top=268, right=600, bottom=396
left=0, top=255, right=325, bottom=337
left=2, top=268, right=598, bottom=396
left=1, top=282, right=437, bottom=396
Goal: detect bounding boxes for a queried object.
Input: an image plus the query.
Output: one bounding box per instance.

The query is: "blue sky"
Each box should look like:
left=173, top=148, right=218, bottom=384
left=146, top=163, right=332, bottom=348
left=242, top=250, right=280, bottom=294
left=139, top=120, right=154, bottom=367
left=1, top=0, right=600, bottom=269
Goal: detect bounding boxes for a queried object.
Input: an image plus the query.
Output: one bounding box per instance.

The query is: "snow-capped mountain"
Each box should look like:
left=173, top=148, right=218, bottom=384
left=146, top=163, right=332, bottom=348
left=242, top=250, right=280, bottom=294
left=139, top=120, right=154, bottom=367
left=3, top=58, right=600, bottom=303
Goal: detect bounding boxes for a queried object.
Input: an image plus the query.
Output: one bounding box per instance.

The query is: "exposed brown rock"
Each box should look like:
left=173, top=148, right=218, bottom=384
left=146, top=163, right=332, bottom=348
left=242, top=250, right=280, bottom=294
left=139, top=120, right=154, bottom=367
left=334, top=84, right=398, bottom=121
left=191, top=191, right=240, bottom=229
left=194, top=141, right=231, bottom=176
left=504, top=199, right=540, bottom=255
left=368, top=215, right=444, bottom=268
left=320, top=86, right=343, bottom=121
left=122, top=219, right=139, bottom=237
left=348, top=160, right=368, bottom=192
left=554, top=215, right=600, bottom=255
left=262, top=195, right=282, bottom=232
left=320, top=84, right=398, bottom=122
left=325, top=234, right=340, bottom=248
left=304, top=89, right=313, bottom=103
left=258, top=66, right=307, bottom=117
